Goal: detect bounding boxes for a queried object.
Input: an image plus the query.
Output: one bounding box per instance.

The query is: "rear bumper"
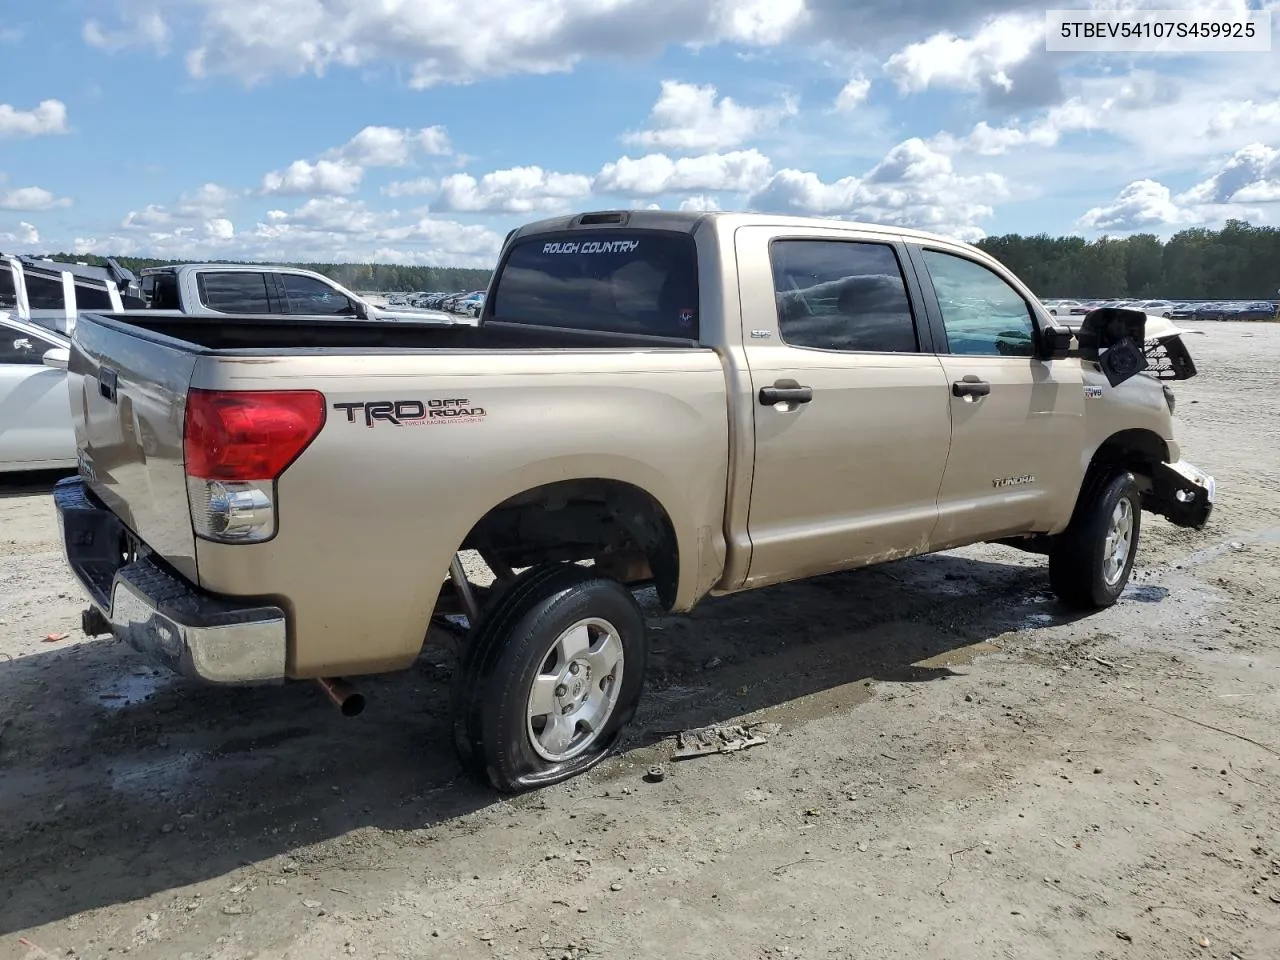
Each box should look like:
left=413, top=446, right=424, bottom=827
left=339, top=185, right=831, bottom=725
left=1148, top=459, right=1216, bottom=529
left=54, top=476, right=287, bottom=684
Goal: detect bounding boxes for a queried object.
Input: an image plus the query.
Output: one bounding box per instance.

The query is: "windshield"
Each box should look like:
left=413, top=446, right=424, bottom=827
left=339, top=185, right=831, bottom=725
left=490, top=232, right=699, bottom=338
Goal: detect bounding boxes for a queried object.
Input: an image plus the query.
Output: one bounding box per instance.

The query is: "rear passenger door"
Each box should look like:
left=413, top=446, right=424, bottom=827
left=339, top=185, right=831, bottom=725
left=736, top=226, right=952, bottom=590
left=906, top=243, right=1084, bottom=547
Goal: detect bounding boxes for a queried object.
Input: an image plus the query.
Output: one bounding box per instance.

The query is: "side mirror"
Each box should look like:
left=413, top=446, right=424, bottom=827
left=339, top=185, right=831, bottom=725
left=1039, top=326, right=1073, bottom=360
left=351, top=299, right=370, bottom=320
left=42, top=346, right=70, bottom=370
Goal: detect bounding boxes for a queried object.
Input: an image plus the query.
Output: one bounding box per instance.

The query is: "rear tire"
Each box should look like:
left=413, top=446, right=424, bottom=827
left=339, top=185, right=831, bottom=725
left=1049, top=471, right=1142, bottom=610
left=451, top=564, right=648, bottom=792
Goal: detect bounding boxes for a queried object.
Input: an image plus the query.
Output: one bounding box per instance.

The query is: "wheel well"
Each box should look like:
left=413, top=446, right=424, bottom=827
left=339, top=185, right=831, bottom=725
left=460, top=479, right=680, bottom=609
left=1089, top=429, right=1169, bottom=486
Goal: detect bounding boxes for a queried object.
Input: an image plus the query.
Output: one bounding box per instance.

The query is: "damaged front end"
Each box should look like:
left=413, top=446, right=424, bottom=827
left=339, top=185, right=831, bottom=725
left=1070, top=307, right=1216, bottom=530
left=1147, top=459, right=1215, bottom=529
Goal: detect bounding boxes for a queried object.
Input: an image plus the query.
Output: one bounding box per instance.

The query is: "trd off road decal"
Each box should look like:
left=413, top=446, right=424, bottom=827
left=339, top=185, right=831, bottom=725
left=332, top=398, right=486, bottom=427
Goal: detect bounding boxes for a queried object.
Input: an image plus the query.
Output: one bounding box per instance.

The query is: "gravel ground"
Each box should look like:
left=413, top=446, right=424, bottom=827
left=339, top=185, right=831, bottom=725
left=2, top=322, right=1278, bottom=960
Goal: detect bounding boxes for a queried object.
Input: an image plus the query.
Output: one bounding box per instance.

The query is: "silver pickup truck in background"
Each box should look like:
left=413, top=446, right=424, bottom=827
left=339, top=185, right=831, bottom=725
left=138, top=263, right=468, bottom=325
left=53, top=209, right=1215, bottom=793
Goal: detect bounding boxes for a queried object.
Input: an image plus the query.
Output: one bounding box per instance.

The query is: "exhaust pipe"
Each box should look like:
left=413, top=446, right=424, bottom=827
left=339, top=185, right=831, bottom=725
left=316, top=677, right=365, bottom=717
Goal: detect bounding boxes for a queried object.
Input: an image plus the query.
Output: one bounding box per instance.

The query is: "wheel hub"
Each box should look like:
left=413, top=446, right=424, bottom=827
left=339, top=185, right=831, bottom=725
left=557, top=661, right=592, bottom=711
left=526, top=618, right=625, bottom=763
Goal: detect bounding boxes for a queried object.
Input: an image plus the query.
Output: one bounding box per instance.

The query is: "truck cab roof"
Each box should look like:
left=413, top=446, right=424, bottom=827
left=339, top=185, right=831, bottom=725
left=507, top=210, right=982, bottom=250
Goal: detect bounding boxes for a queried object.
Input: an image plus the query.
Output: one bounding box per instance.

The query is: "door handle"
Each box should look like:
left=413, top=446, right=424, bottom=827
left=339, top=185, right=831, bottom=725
left=98, top=367, right=118, bottom=403
left=759, top=382, right=813, bottom=406
left=952, top=376, right=990, bottom=399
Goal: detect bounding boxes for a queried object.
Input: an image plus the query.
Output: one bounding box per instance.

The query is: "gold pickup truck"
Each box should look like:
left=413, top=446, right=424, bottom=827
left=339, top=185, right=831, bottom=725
left=53, top=210, right=1215, bottom=792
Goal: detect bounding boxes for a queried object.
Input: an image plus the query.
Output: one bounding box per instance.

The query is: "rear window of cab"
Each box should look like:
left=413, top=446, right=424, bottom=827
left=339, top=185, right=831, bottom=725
left=489, top=232, right=699, bottom=339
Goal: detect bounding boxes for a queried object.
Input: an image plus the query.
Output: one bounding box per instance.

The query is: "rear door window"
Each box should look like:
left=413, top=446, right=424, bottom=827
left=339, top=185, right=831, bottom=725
left=490, top=232, right=699, bottom=338
left=197, top=272, right=273, bottom=314
left=26, top=271, right=66, bottom=311
left=769, top=239, right=920, bottom=352
left=0, top=263, right=16, bottom=310
left=74, top=284, right=114, bottom=310
left=144, top=273, right=182, bottom=309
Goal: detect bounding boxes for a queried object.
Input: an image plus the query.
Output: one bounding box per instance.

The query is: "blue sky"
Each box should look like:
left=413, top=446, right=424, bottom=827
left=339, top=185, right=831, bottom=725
left=2, top=0, right=1279, bottom=267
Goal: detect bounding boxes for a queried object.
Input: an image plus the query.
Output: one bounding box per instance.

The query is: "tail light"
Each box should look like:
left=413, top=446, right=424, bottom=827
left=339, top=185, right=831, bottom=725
left=183, top=389, right=326, bottom=543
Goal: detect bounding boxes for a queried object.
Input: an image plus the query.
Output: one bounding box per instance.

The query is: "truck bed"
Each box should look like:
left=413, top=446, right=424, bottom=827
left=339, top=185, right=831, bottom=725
left=81, top=312, right=702, bottom=353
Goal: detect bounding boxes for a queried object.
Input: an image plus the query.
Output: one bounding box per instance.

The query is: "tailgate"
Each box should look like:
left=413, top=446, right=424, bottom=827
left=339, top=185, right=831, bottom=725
left=68, top=314, right=200, bottom=581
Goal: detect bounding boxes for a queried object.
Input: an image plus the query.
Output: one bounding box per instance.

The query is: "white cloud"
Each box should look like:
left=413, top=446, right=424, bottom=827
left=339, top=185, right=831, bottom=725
left=261, top=126, right=452, bottom=198
left=1076, top=180, right=1200, bottom=231
left=325, top=125, right=452, bottom=167
left=0, top=100, right=69, bottom=139
left=84, top=3, right=170, bottom=52
left=80, top=190, right=506, bottom=268
left=0, top=186, right=72, bottom=211
left=710, top=0, right=807, bottom=45
left=748, top=137, right=1008, bottom=241
left=622, top=80, right=796, bottom=152
left=267, top=197, right=385, bottom=234
left=122, top=204, right=171, bottom=228
left=933, top=98, right=1099, bottom=156
left=834, top=77, right=871, bottom=112
left=0, top=222, right=40, bottom=247
left=678, top=195, right=721, bottom=212
left=176, top=183, right=239, bottom=218
left=85, top=0, right=814, bottom=88
left=205, top=218, right=235, bottom=240
left=594, top=149, right=774, bottom=196
left=434, top=166, right=593, bottom=213
left=261, top=159, right=365, bottom=197
left=1177, top=143, right=1280, bottom=205
left=1205, top=101, right=1280, bottom=137
left=884, top=13, right=1043, bottom=99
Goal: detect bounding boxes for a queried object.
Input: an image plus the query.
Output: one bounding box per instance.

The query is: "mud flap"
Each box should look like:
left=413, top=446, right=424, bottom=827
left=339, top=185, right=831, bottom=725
left=1146, top=460, right=1215, bottom=529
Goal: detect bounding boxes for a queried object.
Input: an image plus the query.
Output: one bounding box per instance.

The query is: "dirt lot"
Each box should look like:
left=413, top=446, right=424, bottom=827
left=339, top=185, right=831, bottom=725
left=2, top=322, right=1278, bottom=960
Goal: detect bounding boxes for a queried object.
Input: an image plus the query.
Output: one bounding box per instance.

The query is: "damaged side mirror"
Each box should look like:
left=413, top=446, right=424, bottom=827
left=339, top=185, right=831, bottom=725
left=1073, top=307, right=1150, bottom=387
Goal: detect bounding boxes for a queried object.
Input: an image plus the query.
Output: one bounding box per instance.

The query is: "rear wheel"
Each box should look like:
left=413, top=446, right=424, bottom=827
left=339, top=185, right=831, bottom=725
left=1049, top=471, right=1142, bottom=609
left=451, top=564, right=647, bottom=792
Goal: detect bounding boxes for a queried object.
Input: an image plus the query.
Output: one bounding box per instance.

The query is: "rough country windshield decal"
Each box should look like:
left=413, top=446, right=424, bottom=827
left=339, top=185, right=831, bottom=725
left=541, top=240, right=642, bottom=255
left=492, top=231, right=699, bottom=338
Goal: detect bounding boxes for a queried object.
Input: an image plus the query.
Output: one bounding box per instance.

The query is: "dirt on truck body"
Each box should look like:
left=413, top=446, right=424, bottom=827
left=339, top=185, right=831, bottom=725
left=54, top=210, right=1214, bottom=792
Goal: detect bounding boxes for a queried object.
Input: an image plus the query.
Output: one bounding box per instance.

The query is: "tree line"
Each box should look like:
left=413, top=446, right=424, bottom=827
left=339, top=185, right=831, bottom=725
left=42, top=218, right=1280, bottom=300
left=975, top=219, right=1280, bottom=300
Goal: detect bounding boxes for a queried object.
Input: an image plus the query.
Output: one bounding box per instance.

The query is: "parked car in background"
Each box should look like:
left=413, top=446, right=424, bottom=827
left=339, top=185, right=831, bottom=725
left=0, top=315, right=74, bottom=472
left=138, top=264, right=468, bottom=324
left=1194, top=302, right=1231, bottom=321
left=1225, top=301, right=1278, bottom=321
left=1042, top=299, right=1084, bottom=317
left=1, top=253, right=144, bottom=335
left=1134, top=300, right=1176, bottom=317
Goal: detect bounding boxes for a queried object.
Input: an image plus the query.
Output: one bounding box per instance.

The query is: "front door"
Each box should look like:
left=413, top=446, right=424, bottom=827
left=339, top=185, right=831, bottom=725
left=0, top=321, right=74, bottom=465
left=736, top=226, right=953, bottom=590
left=908, top=245, right=1084, bottom=548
